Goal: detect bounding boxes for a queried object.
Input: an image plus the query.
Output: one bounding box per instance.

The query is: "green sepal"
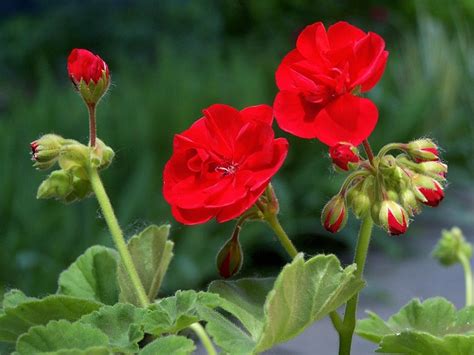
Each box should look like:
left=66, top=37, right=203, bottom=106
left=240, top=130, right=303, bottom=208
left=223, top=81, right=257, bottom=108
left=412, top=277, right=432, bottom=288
left=432, top=227, right=472, bottom=266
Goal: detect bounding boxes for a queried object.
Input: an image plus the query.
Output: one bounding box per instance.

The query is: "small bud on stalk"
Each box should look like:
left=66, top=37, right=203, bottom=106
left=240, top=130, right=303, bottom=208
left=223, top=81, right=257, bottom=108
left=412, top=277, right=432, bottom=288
left=379, top=200, right=409, bottom=236
left=67, top=48, right=110, bottom=106
left=30, top=134, right=68, bottom=170
left=432, top=227, right=472, bottom=266
left=321, top=194, right=347, bottom=233
left=216, top=224, right=244, bottom=278
left=405, top=139, right=439, bottom=162
left=412, top=174, right=445, bottom=207
left=329, top=142, right=360, bottom=171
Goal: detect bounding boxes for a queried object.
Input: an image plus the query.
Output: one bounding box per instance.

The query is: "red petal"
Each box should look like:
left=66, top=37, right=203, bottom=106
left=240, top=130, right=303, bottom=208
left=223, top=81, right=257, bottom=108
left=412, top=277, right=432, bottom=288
left=274, top=91, right=323, bottom=139
left=296, top=22, right=330, bottom=62
left=350, top=32, right=388, bottom=91
left=240, top=104, right=273, bottom=125
left=313, top=94, right=378, bottom=146
left=171, top=205, right=216, bottom=225
left=326, top=21, right=366, bottom=49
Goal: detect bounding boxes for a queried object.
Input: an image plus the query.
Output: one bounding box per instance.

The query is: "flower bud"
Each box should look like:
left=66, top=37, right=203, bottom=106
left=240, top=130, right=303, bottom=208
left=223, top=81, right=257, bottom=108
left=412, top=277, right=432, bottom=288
left=399, top=189, right=420, bottom=216
left=416, top=161, right=448, bottom=181
left=432, top=227, right=472, bottom=266
left=347, top=176, right=374, bottom=219
left=321, top=195, right=347, bottom=233
left=405, top=139, right=439, bottom=162
left=379, top=200, right=409, bottom=236
left=90, top=138, right=115, bottom=170
left=412, top=174, right=444, bottom=207
left=67, top=48, right=110, bottom=105
left=216, top=225, right=243, bottom=278
left=37, top=170, right=73, bottom=200
left=329, top=142, right=360, bottom=171
left=30, top=134, right=67, bottom=170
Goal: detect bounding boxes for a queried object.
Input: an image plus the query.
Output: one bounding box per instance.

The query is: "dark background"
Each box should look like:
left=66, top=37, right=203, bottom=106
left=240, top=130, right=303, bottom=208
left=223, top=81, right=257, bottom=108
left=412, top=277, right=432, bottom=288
left=0, top=0, right=473, bottom=300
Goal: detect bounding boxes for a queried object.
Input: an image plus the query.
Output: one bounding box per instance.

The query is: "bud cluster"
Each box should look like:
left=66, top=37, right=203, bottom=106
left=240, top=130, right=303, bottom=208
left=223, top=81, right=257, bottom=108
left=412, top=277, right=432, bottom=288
left=31, top=134, right=114, bottom=203
left=323, top=138, right=446, bottom=236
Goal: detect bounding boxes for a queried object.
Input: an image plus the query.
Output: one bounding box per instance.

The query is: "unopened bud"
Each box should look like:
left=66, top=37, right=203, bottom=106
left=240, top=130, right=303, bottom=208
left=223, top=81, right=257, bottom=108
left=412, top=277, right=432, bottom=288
left=321, top=195, right=347, bottom=233
left=379, top=200, right=409, bottom=236
left=90, top=138, right=115, bottom=170
left=30, top=134, right=67, bottom=170
left=432, top=227, right=472, bottom=266
left=37, top=170, right=73, bottom=200
left=399, top=189, right=420, bottom=216
left=416, top=161, right=448, bottom=181
left=216, top=225, right=243, bottom=278
left=58, top=143, right=91, bottom=180
left=67, top=48, right=110, bottom=105
left=412, top=174, right=445, bottom=207
left=405, top=139, right=439, bottom=162
left=329, top=142, right=360, bottom=172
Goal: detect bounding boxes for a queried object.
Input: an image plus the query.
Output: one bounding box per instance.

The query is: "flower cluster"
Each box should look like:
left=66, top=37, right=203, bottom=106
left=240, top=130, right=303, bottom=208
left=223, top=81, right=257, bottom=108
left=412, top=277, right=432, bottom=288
left=323, top=138, right=446, bottom=235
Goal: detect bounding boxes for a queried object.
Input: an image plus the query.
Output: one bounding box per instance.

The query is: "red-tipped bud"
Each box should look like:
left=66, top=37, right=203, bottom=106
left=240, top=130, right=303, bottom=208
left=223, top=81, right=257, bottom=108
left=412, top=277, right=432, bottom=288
left=30, top=134, right=67, bottom=170
left=379, top=200, right=409, bottom=236
left=412, top=175, right=445, bottom=207
left=321, top=195, right=347, bottom=233
left=417, top=161, right=448, bottom=181
left=67, top=48, right=110, bottom=105
left=216, top=225, right=243, bottom=278
left=329, top=142, right=360, bottom=171
left=406, top=139, right=439, bottom=162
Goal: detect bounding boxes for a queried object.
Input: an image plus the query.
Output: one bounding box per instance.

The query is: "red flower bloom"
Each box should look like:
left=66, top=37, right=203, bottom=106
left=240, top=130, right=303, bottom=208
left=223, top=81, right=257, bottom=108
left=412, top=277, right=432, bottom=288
left=329, top=142, right=360, bottom=171
left=274, top=21, right=388, bottom=146
left=67, top=48, right=109, bottom=85
left=163, top=104, right=288, bottom=225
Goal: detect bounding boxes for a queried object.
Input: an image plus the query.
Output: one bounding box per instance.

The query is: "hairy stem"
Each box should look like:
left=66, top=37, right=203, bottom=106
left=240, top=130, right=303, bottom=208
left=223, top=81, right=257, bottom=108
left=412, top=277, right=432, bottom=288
left=338, top=215, right=373, bottom=355
left=459, top=253, right=473, bottom=306
left=362, top=139, right=375, bottom=167
left=264, top=213, right=298, bottom=259
left=190, top=323, right=217, bottom=355
left=87, top=104, right=97, bottom=147
left=88, top=168, right=149, bottom=307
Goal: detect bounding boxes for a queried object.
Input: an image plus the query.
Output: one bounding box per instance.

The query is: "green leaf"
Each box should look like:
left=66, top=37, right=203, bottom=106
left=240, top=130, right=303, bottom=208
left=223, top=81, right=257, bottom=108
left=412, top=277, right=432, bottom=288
left=143, top=290, right=220, bottom=336
left=118, top=225, right=174, bottom=306
left=356, top=297, right=474, bottom=354
left=196, top=305, right=256, bottom=355
left=58, top=246, right=119, bottom=305
left=0, top=295, right=101, bottom=343
left=205, top=253, right=364, bottom=353
left=2, top=289, right=36, bottom=310
left=139, top=335, right=195, bottom=355
left=16, top=320, right=110, bottom=354
left=208, top=278, right=274, bottom=338
left=79, top=303, right=147, bottom=353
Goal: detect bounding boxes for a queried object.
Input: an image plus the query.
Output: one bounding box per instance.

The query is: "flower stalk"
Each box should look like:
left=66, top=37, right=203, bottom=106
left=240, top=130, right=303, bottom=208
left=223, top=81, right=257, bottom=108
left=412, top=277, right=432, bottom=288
left=458, top=252, right=473, bottom=306
left=88, top=167, right=150, bottom=307
left=189, top=323, right=217, bottom=355
left=87, top=103, right=97, bottom=147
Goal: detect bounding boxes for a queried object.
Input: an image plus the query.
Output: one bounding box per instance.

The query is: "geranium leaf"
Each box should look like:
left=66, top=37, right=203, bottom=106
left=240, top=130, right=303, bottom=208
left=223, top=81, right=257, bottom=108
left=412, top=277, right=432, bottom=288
left=15, top=320, right=110, bottom=354
left=143, top=290, right=220, bottom=336
left=118, top=225, right=174, bottom=306
left=0, top=295, right=101, bottom=343
left=138, top=335, right=195, bottom=355
left=356, top=297, right=474, bottom=354
left=58, top=245, right=119, bottom=305
left=2, top=289, right=36, bottom=310
left=196, top=305, right=256, bottom=354
left=208, top=278, right=274, bottom=339
left=79, top=303, right=147, bottom=353
left=205, top=253, right=364, bottom=353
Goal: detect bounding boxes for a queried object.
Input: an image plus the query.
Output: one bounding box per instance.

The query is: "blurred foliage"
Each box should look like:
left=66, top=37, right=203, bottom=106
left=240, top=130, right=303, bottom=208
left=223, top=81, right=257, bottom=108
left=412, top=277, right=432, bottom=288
left=0, top=0, right=473, bottom=299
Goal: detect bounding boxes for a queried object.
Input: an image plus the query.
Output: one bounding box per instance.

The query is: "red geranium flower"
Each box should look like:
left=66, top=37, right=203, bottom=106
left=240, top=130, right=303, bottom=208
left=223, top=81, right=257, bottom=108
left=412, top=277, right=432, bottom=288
left=274, top=21, right=388, bottom=146
left=67, top=48, right=109, bottom=85
left=163, top=104, right=289, bottom=225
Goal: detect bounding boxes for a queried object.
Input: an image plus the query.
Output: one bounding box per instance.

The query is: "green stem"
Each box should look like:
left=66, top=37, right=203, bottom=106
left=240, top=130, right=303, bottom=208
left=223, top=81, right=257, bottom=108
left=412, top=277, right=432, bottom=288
left=190, top=322, right=217, bottom=355
left=338, top=215, right=374, bottom=355
left=88, top=167, right=149, bottom=307
left=376, top=142, right=405, bottom=159
left=459, top=253, right=473, bottom=306
left=87, top=104, right=97, bottom=147
left=264, top=213, right=298, bottom=259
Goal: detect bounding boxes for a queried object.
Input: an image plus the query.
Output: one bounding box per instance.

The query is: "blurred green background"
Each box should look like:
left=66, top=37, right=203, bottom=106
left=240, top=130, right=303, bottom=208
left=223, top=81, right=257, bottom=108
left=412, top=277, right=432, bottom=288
left=0, top=0, right=473, bottom=298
